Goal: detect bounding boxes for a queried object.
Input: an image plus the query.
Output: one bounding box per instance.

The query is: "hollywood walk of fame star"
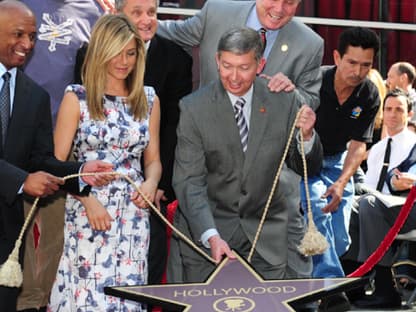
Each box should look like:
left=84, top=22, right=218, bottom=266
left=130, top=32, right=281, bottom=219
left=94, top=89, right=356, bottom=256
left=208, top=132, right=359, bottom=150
left=105, top=252, right=360, bottom=311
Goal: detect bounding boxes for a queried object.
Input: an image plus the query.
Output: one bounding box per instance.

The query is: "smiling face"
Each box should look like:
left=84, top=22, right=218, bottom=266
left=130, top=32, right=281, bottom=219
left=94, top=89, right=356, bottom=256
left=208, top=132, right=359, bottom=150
left=120, top=0, right=157, bottom=43
left=107, top=38, right=138, bottom=83
left=0, top=4, right=36, bottom=69
left=255, top=0, right=300, bottom=30
left=216, top=50, right=263, bottom=96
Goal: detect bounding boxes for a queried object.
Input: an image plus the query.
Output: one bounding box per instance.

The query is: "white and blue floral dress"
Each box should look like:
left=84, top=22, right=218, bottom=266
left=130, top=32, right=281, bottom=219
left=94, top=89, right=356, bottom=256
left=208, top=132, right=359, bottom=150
left=48, top=84, right=155, bottom=312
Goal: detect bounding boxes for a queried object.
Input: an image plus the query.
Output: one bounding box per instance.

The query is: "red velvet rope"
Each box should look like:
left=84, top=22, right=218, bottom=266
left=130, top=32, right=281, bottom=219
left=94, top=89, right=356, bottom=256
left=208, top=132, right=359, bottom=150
left=348, top=186, right=416, bottom=277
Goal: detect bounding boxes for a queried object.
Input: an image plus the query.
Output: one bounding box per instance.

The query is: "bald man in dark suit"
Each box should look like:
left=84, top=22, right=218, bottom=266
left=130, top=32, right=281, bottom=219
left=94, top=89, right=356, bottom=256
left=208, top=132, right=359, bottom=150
left=0, top=2, right=112, bottom=310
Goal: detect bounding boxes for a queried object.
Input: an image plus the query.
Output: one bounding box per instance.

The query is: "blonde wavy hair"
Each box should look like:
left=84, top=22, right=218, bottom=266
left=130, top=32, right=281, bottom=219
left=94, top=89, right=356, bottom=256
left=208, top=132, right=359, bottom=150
left=368, top=68, right=387, bottom=129
left=82, top=14, right=147, bottom=120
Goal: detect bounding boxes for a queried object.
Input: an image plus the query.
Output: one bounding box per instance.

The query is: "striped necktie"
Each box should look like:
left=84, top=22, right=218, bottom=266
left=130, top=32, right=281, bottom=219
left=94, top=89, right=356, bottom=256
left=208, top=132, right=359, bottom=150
left=0, top=72, right=11, bottom=147
left=233, top=97, right=249, bottom=152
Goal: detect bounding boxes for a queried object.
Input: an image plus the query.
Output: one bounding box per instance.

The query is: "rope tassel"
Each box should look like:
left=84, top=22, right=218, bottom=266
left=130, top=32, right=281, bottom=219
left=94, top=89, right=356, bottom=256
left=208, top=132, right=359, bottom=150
left=0, top=240, right=23, bottom=287
left=297, top=130, right=329, bottom=256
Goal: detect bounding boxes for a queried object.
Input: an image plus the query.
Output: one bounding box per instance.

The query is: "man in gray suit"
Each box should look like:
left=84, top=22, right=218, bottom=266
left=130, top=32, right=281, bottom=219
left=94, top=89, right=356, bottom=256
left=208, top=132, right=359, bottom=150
left=158, top=0, right=323, bottom=110
left=172, top=27, right=323, bottom=282
left=160, top=0, right=324, bottom=281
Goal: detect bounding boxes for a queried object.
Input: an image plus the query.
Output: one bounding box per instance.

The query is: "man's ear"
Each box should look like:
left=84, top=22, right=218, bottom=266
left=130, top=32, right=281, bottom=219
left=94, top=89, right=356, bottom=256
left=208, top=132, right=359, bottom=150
left=215, top=52, right=220, bottom=70
left=256, top=57, right=266, bottom=75
left=333, top=50, right=341, bottom=66
left=400, top=73, right=408, bottom=85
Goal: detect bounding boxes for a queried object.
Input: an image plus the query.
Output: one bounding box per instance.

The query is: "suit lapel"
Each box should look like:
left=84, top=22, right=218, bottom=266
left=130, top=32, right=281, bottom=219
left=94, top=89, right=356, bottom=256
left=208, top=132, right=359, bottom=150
left=264, top=19, right=294, bottom=72
left=145, top=37, right=157, bottom=67
left=5, top=71, right=29, bottom=154
left=212, top=81, right=246, bottom=163
left=242, top=80, right=269, bottom=179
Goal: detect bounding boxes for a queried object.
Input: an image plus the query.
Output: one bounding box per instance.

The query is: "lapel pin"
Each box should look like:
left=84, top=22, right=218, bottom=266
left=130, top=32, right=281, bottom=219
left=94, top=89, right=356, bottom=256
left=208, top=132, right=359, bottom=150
left=281, top=44, right=288, bottom=52
left=259, top=107, right=266, bottom=113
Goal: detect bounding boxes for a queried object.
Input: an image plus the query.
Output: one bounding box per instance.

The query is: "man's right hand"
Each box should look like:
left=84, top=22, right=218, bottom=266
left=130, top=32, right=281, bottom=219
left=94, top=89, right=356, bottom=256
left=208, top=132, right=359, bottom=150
left=154, top=189, right=168, bottom=210
left=208, top=234, right=235, bottom=263
left=392, top=169, right=416, bottom=191
left=23, top=171, right=64, bottom=197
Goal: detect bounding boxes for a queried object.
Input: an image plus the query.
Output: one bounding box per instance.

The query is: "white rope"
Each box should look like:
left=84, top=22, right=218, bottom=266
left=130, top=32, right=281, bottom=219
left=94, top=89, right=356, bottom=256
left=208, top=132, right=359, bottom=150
left=0, top=172, right=215, bottom=288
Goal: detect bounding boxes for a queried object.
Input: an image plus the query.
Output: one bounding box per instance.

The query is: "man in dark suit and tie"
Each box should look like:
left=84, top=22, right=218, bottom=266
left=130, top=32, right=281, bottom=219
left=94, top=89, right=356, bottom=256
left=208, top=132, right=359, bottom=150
left=172, top=27, right=323, bottom=282
left=0, top=2, right=113, bottom=310
left=115, top=0, right=193, bottom=285
left=343, top=89, right=416, bottom=309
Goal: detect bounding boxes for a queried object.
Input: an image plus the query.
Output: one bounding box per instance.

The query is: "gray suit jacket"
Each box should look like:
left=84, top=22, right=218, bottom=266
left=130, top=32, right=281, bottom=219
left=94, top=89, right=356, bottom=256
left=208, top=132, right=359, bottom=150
left=173, top=77, right=323, bottom=266
left=158, top=0, right=324, bottom=109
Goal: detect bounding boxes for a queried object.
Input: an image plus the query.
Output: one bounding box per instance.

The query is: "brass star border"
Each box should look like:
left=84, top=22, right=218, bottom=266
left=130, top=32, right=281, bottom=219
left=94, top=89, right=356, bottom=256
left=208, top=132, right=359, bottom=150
left=105, top=252, right=360, bottom=311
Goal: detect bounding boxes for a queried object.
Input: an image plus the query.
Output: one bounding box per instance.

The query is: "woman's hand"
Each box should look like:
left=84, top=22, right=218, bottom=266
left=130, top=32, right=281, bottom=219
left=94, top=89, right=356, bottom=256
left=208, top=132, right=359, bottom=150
left=79, top=195, right=113, bottom=231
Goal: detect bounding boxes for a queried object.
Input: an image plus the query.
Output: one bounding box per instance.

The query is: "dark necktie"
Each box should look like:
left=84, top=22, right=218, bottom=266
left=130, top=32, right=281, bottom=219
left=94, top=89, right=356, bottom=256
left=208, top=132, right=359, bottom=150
left=0, top=72, right=11, bottom=147
left=259, top=28, right=267, bottom=54
left=376, top=137, right=392, bottom=191
left=233, top=97, right=249, bottom=152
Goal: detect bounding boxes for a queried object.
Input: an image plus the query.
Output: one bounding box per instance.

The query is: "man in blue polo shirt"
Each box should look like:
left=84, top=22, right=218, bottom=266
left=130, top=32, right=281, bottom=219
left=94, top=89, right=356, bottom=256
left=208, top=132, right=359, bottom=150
left=300, top=27, right=380, bottom=311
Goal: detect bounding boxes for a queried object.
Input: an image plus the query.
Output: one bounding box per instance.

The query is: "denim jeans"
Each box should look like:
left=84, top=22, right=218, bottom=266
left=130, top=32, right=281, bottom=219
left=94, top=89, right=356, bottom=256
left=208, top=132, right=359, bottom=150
left=300, top=152, right=354, bottom=277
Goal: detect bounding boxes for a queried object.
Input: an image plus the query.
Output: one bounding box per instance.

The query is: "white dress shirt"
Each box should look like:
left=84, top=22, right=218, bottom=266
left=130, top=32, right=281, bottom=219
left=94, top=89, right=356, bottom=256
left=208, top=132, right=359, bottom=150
left=0, top=63, right=17, bottom=114
left=246, top=7, right=279, bottom=60
left=201, top=86, right=316, bottom=247
left=365, top=128, right=416, bottom=193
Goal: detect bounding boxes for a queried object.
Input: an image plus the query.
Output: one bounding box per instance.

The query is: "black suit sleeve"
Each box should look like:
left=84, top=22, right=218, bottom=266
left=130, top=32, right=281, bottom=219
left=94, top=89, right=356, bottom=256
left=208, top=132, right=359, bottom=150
left=147, top=36, right=193, bottom=201
left=28, top=88, right=82, bottom=194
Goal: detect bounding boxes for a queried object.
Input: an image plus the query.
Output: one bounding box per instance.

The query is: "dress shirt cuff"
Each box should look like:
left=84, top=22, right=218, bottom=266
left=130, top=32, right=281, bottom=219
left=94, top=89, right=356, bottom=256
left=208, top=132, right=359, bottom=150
left=18, top=166, right=89, bottom=196
left=79, top=164, right=89, bottom=192
left=201, top=228, right=219, bottom=249
left=296, top=130, right=316, bottom=154
left=389, top=176, right=398, bottom=191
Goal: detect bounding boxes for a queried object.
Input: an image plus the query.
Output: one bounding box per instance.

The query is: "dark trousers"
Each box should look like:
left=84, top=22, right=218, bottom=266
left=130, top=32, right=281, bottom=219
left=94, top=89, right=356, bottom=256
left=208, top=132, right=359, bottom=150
left=0, top=285, right=20, bottom=312
left=148, top=202, right=168, bottom=284
left=343, top=194, right=416, bottom=266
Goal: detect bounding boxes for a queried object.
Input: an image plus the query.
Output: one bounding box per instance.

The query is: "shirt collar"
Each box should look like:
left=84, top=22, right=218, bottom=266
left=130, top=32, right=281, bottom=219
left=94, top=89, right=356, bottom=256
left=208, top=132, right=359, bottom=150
left=246, top=6, right=279, bottom=36
left=0, top=63, right=17, bottom=90
left=144, top=40, right=151, bottom=52
left=387, top=128, right=411, bottom=141
left=227, top=85, right=254, bottom=107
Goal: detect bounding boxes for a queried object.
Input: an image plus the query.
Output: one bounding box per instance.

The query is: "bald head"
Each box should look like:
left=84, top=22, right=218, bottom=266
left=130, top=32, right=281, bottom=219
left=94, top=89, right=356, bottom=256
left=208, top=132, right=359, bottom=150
left=0, top=0, right=36, bottom=69
left=0, top=0, right=34, bottom=18
left=387, top=62, right=416, bottom=91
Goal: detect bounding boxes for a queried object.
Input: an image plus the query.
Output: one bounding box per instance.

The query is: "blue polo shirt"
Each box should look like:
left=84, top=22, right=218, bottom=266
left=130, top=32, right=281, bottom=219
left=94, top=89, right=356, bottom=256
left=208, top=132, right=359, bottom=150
left=316, top=65, right=380, bottom=156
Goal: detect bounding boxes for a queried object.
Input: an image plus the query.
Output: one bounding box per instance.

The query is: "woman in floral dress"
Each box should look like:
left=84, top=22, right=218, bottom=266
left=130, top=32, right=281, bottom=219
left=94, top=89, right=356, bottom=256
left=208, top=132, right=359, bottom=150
left=48, top=14, right=161, bottom=312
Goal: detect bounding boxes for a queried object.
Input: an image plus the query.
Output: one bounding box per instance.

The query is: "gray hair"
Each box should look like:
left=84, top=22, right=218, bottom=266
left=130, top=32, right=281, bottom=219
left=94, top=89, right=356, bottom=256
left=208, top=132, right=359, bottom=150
left=115, top=0, right=160, bottom=12
left=217, top=27, right=264, bottom=62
